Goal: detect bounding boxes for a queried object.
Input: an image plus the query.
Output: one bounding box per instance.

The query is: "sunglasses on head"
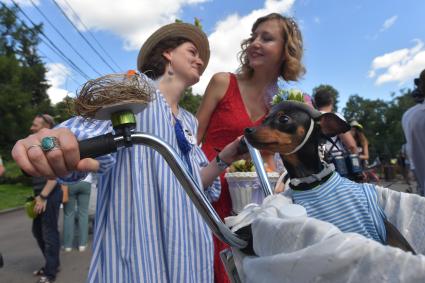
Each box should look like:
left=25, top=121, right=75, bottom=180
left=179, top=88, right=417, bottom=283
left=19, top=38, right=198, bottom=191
left=37, top=114, right=55, bottom=128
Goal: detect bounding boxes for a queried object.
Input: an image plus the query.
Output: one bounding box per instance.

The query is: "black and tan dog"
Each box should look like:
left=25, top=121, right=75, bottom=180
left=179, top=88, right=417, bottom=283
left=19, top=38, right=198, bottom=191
left=244, top=101, right=415, bottom=254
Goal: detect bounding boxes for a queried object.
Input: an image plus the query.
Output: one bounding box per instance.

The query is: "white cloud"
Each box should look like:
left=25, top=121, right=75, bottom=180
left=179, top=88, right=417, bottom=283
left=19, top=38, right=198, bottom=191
left=193, top=0, right=295, bottom=94
left=368, top=40, right=425, bottom=85
left=57, top=0, right=209, bottom=50
left=46, top=63, right=73, bottom=104
left=37, top=0, right=294, bottom=95
left=380, top=15, right=398, bottom=32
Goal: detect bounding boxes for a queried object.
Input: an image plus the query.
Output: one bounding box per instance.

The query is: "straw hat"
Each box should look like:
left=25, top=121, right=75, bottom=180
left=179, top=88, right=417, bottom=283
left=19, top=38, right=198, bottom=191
left=137, top=22, right=210, bottom=74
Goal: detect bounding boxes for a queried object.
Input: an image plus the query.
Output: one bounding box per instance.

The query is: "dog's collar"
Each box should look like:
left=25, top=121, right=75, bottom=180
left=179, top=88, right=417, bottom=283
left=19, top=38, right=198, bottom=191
left=289, top=162, right=335, bottom=187
left=284, top=118, right=315, bottom=156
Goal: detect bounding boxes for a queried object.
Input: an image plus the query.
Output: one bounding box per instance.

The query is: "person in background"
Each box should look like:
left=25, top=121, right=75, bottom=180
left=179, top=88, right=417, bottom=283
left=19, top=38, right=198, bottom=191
left=402, top=69, right=425, bottom=196
left=350, top=120, right=380, bottom=183
left=28, top=114, right=62, bottom=283
left=63, top=173, right=92, bottom=252
left=12, top=23, right=247, bottom=282
left=196, top=13, right=305, bottom=282
left=350, top=121, right=369, bottom=165
left=400, top=143, right=415, bottom=192
left=313, top=89, right=358, bottom=155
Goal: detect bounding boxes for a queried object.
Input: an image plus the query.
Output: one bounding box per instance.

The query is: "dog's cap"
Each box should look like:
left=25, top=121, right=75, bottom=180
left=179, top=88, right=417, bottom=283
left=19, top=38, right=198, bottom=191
left=272, top=101, right=351, bottom=136
left=137, top=22, right=210, bottom=74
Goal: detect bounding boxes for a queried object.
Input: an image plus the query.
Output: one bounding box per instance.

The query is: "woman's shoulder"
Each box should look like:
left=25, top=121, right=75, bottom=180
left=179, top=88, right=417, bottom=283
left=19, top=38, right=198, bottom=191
left=205, top=72, right=236, bottom=103
left=209, top=72, right=233, bottom=90
left=211, top=72, right=232, bottom=83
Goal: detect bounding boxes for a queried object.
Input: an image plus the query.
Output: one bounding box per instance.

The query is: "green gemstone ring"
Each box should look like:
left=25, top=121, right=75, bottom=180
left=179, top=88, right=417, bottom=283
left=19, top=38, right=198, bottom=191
left=40, top=136, right=60, bottom=152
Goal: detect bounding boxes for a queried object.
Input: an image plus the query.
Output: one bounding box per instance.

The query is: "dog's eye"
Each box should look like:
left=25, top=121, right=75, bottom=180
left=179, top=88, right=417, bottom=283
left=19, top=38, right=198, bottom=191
left=278, top=115, right=290, bottom=123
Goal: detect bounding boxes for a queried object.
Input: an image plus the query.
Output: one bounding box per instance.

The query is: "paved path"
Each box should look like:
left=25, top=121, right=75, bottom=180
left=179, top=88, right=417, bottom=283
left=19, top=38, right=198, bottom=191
left=0, top=178, right=417, bottom=282
left=0, top=208, right=92, bottom=283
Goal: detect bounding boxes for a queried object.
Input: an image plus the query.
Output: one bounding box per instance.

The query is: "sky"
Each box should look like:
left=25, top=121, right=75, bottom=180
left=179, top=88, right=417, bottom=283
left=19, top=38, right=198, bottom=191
left=5, top=0, right=425, bottom=109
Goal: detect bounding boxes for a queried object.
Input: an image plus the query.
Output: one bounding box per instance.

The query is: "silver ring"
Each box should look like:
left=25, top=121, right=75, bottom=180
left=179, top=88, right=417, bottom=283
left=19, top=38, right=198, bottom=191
left=40, top=136, right=60, bottom=153
left=27, top=144, right=41, bottom=152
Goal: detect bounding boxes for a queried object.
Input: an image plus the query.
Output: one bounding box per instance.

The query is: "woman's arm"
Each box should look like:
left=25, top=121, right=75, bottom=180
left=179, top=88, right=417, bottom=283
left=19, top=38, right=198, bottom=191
left=339, top=131, right=358, bottom=154
left=360, top=134, right=369, bottom=161
left=196, top=72, right=230, bottom=144
left=200, top=136, right=246, bottom=189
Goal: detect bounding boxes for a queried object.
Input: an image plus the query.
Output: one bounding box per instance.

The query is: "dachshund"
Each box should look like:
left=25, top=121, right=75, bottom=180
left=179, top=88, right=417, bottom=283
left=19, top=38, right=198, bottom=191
left=243, top=101, right=415, bottom=254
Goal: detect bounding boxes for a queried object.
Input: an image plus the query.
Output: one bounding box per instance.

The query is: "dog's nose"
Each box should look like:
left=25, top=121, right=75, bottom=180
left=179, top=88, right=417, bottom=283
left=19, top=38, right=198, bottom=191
left=244, top=127, right=256, bottom=134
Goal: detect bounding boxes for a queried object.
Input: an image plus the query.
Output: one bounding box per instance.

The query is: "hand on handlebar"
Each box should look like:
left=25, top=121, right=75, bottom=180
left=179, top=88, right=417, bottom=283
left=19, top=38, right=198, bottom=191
left=12, top=128, right=99, bottom=178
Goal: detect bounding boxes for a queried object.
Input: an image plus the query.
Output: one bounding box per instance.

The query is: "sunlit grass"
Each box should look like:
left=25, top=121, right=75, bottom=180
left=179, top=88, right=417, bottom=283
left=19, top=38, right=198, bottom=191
left=0, top=184, right=32, bottom=211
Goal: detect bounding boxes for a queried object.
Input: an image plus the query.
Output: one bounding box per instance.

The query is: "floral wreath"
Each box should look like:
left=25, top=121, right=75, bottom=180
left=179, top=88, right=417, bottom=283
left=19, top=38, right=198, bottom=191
left=271, top=88, right=313, bottom=107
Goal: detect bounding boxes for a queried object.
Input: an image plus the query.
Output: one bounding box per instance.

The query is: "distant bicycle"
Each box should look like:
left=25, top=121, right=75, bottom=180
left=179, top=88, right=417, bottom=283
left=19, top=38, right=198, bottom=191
left=361, top=157, right=381, bottom=184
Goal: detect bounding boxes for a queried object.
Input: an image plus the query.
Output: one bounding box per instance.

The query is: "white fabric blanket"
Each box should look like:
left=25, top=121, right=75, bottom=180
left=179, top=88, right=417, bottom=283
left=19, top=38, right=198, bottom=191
left=227, top=187, right=425, bottom=283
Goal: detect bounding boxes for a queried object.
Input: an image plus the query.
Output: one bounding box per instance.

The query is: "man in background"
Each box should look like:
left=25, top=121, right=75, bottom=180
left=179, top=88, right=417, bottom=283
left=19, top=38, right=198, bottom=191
left=402, top=69, right=425, bottom=196
left=29, top=114, right=62, bottom=283
left=313, top=89, right=358, bottom=153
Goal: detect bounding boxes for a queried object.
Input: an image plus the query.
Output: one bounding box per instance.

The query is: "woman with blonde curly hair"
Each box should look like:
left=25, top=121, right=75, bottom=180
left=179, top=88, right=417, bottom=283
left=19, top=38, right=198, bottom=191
left=196, top=13, right=305, bottom=283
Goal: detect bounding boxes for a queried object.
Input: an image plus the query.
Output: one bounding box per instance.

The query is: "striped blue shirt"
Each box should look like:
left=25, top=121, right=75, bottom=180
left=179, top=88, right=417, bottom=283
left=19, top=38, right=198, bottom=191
left=59, top=85, right=219, bottom=282
left=291, top=172, right=387, bottom=244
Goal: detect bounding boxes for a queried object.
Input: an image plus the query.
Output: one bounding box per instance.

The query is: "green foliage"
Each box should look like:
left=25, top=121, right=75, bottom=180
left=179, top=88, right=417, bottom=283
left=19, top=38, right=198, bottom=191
left=342, top=89, right=416, bottom=162
left=0, top=6, right=51, bottom=157
left=0, top=183, right=32, bottom=210
left=175, top=17, right=203, bottom=30
left=312, top=84, right=340, bottom=112
left=179, top=87, right=202, bottom=114
left=1, top=160, right=31, bottom=185
left=194, top=17, right=203, bottom=30
left=52, top=96, right=76, bottom=124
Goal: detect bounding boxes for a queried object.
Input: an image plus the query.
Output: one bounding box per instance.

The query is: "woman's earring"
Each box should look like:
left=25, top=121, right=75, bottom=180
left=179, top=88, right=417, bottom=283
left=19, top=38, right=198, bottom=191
left=168, top=62, right=174, bottom=76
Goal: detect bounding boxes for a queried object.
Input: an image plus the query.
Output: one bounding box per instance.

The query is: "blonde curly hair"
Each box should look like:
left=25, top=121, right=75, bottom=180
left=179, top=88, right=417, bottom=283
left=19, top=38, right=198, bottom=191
left=238, top=13, right=305, bottom=82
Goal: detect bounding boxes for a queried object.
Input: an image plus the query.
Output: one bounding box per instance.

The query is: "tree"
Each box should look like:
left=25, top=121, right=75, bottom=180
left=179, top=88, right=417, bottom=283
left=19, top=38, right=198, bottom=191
left=343, top=94, right=388, bottom=160
left=312, top=84, right=340, bottom=112
left=52, top=96, right=76, bottom=124
left=0, top=5, right=51, bottom=157
left=342, top=89, right=416, bottom=162
left=382, top=89, right=416, bottom=156
left=179, top=87, right=202, bottom=114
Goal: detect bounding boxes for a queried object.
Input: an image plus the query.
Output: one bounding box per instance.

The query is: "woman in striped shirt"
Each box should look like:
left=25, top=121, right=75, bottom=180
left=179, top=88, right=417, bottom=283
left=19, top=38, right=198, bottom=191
left=13, top=23, right=246, bottom=283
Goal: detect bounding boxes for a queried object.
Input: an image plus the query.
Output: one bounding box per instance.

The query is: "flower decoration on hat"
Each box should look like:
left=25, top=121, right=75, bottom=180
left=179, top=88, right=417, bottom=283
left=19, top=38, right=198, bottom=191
left=272, top=88, right=312, bottom=107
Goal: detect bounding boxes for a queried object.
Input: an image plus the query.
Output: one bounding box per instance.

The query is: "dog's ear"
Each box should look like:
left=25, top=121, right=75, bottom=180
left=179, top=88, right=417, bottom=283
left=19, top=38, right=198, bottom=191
left=318, top=112, right=351, bottom=137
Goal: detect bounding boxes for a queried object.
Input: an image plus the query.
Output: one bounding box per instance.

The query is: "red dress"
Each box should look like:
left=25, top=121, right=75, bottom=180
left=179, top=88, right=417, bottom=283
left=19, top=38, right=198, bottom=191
left=201, top=73, right=266, bottom=283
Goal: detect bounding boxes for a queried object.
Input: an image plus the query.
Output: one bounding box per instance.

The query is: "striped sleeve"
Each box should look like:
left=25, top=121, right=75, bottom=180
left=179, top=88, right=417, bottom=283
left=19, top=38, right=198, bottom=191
left=56, top=116, right=116, bottom=183
left=193, top=146, right=221, bottom=202
left=182, top=109, right=221, bottom=202
left=362, top=183, right=387, bottom=242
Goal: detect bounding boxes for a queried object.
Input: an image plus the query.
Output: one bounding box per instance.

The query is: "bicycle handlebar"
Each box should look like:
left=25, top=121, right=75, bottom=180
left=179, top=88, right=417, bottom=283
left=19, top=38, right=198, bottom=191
left=79, top=133, right=117, bottom=159
left=78, top=132, right=248, bottom=249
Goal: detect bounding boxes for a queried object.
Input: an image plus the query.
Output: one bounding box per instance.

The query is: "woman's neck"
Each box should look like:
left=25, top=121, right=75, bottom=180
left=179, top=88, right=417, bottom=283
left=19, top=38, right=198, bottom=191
left=239, top=71, right=278, bottom=106
left=158, top=76, right=187, bottom=115
left=243, top=69, right=277, bottom=87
